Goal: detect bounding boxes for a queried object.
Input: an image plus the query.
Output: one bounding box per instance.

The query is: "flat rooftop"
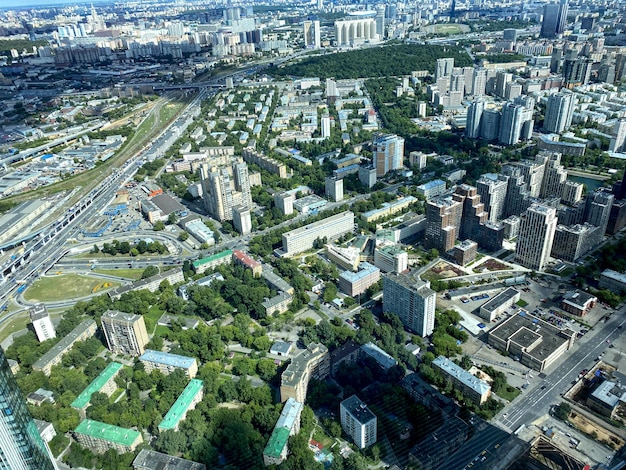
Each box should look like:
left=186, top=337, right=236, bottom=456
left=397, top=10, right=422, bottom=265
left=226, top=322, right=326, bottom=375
left=132, top=449, right=206, bottom=470
left=341, top=395, right=376, bottom=425
left=74, top=419, right=141, bottom=446
left=481, top=288, right=519, bottom=313
left=140, top=350, right=196, bottom=370
left=433, top=356, right=491, bottom=396
left=71, top=362, right=123, bottom=409
left=33, top=320, right=96, bottom=369
left=158, top=379, right=204, bottom=430
left=193, top=250, right=232, bottom=268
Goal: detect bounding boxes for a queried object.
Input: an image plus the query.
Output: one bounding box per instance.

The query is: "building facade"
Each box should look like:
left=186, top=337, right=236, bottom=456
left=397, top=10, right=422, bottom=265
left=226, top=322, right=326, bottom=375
left=515, top=204, right=558, bottom=271
left=280, top=343, right=329, bottom=402
left=383, top=272, right=436, bottom=337
left=340, top=395, right=377, bottom=449
left=29, top=304, right=56, bottom=343
left=281, top=211, right=354, bottom=255
left=101, top=310, right=149, bottom=357
left=372, top=134, right=404, bottom=176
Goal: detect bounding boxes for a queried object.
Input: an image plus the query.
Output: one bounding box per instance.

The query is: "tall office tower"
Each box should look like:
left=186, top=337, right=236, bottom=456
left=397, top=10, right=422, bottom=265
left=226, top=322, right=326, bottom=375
left=540, top=152, right=567, bottom=199
left=303, top=20, right=321, bottom=49
left=556, top=0, right=569, bottom=35
left=503, top=29, right=518, bottom=41
left=101, top=310, right=149, bottom=356
left=562, top=55, right=592, bottom=88
left=317, top=0, right=323, bottom=9
left=498, top=103, right=524, bottom=146
left=541, top=2, right=562, bottom=38
left=494, top=72, right=512, bottom=99
left=454, top=185, right=488, bottom=241
left=372, top=134, right=404, bottom=176
left=424, top=197, right=463, bottom=253
left=465, top=98, right=484, bottom=139
left=517, top=155, right=547, bottom=198
left=29, top=303, right=56, bottom=342
left=232, top=205, right=252, bottom=235
left=480, top=108, right=500, bottom=141
left=544, top=92, right=575, bottom=134
left=435, top=58, right=455, bottom=81
left=515, top=204, right=558, bottom=271
left=375, top=6, right=386, bottom=37
left=609, top=119, right=626, bottom=153
left=0, top=349, right=57, bottom=469
left=383, top=272, right=436, bottom=336
left=584, top=190, right=614, bottom=234
left=551, top=223, right=599, bottom=262
left=598, top=62, right=616, bottom=85
left=321, top=114, right=331, bottom=138
left=223, top=7, right=241, bottom=24
left=340, top=395, right=377, bottom=449
left=325, top=176, right=343, bottom=202
left=477, top=174, right=508, bottom=223
left=502, top=165, right=531, bottom=217
left=557, top=200, right=586, bottom=226
left=472, top=68, right=487, bottom=97
left=200, top=161, right=253, bottom=221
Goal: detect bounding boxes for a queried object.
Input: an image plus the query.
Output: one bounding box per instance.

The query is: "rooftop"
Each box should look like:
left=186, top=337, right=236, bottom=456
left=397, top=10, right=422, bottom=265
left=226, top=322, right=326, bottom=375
left=101, top=309, right=142, bottom=323
left=433, top=356, right=491, bottom=396
left=270, top=341, right=292, bottom=355
left=282, top=211, right=353, bottom=238
left=74, top=419, right=141, bottom=446
left=33, top=320, right=96, bottom=370
left=158, top=379, right=204, bottom=430
left=151, top=193, right=185, bottom=215
left=71, top=362, right=123, bottom=409
left=481, top=288, right=520, bottom=313
left=339, top=262, right=380, bottom=283
left=140, top=350, right=197, bottom=370
left=591, top=380, right=626, bottom=409
left=29, top=303, right=49, bottom=321
left=193, top=250, right=233, bottom=268
left=341, top=395, right=376, bottom=425
left=361, top=342, right=397, bottom=370
left=263, top=426, right=290, bottom=459
left=281, top=343, right=328, bottom=388
left=563, top=290, right=597, bottom=308
left=132, top=449, right=206, bottom=470
left=417, top=179, right=446, bottom=190
left=275, top=397, right=303, bottom=432
left=601, top=269, right=626, bottom=283
left=232, top=250, right=261, bottom=269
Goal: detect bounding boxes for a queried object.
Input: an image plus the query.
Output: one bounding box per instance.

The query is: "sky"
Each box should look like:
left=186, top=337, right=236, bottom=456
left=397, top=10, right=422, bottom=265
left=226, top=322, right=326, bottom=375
left=1, top=0, right=109, bottom=9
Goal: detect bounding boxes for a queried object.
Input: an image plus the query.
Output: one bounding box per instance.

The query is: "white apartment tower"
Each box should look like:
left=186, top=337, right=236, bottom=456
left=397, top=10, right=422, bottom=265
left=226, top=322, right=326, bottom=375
left=200, top=161, right=252, bottom=221
left=325, top=176, right=343, bottom=202
left=303, top=20, right=321, bottom=49
left=233, top=205, right=252, bottom=235
left=340, top=395, right=377, bottom=449
left=321, top=114, right=331, bottom=138
left=544, top=92, right=575, bottom=134
left=373, top=134, right=404, bottom=176
left=29, top=304, right=56, bottom=342
left=465, top=98, right=485, bottom=139
left=476, top=174, right=508, bottom=223
left=435, top=58, right=455, bottom=81
left=383, top=272, right=436, bottom=337
left=515, top=204, right=558, bottom=271
left=609, top=119, right=626, bottom=153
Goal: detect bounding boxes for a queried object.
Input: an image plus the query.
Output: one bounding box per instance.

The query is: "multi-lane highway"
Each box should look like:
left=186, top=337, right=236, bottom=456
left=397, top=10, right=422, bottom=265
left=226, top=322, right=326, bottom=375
left=497, top=308, right=626, bottom=432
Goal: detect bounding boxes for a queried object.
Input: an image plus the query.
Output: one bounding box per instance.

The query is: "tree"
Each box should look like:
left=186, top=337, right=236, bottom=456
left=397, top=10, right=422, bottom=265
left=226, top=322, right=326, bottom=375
left=153, top=220, right=165, bottom=231
left=554, top=402, right=571, bottom=421
left=167, top=212, right=178, bottom=225
left=141, top=265, right=159, bottom=279
left=178, top=231, right=189, bottom=241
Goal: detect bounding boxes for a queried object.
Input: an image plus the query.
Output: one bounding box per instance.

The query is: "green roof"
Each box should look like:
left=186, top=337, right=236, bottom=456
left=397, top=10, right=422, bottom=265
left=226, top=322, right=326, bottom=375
left=74, top=419, right=141, bottom=446
left=192, top=250, right=232, bottom=267
left=263, top=427, right=290, bottom=459
left=71, top=362, right=123, bottom=409
left=158, top=379, right=204, bottom=430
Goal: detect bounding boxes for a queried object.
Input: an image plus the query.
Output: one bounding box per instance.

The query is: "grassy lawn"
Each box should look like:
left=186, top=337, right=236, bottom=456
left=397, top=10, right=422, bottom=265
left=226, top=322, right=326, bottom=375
left=24, top=274, right=119, bottom=302
left=558, top=267, right=574, bottom=277
left=516, top=299, right=528, bottom=308
left=496, top=385, right=521, bottom=402
left=434, top=24, right=463, bottom=34
left=420, top=270, right=443, bottom=282
left=144, top=305, right=164, bottom=333
left=93, top=268, right=144, bottom=280
left=0, top=312, right=30, bottom=343
left=312, top=427, right=334, bottom=449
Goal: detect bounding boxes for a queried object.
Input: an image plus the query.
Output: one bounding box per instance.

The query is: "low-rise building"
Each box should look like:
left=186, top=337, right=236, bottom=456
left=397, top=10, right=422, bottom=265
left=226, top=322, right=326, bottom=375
left=262, top=293, right=293, bottom=316
left=599, top=269, right=626, bottom=294
left=452, top=240, right=478, bottom=266
left=27, top=388, right=55, bottom=406
left=158, top=379, right=204, bottom=432
left=71, top=362, right=123, bottom=411
left=270, top=341, right=293, bottom=357
left=109, top=269, right=184, bottom=300
left=432, top=356, right=491, bottom=405
left=29, top=303, right=56, bottom=343
left=132, top=449, right=206, bottom=470
left=74, top=419, right=143, bottom=454
left=326, top=244, right=361, bottom=272
left=184, top=218, right=215, bottom=246
left=488, top=311, right=576, bottom=372
left=32, top=320, right=97, bottom=375
left=586, top=380, right=626, bottom=419
left=361, top=342, right=397, bottom=370
left=232, top=250, right=262, bottom=277
left=561, top=290, right=597, bottom=316
left=139, top=350, right=198, bottom=378
left=281, top=212, right=354, bottom=256
left=280, top=343, right=329, bottom=402
left=374, top=245, right=408, bottom=273
left=338, top=262, right=381, bottom=297
left=340, top=395, right=377, bottom=449
left=192, top=250, right=233, bottom=274
left=478, top=288, right=521, bottom=322
left=261, top=265, right=294, bottom=295
left=416, top=179, right=446, bottom=200
left=361, top=196, right=417, bottom=223
left=262, top=398, right=303, bottom=466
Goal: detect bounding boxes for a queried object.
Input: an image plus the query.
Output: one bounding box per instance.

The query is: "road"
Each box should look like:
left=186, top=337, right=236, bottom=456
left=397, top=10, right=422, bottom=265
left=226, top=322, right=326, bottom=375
left=497, top=308, right=626, bottom=432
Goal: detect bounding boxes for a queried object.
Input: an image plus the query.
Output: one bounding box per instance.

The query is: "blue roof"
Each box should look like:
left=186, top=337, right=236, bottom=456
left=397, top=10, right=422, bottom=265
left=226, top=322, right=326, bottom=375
left=139, top=350, right=196, bottom=369
left=276, top=397, right=303, bottom=430
left=340, top=262, right=380, bottom=283
left=419, top=179, right=446, bottom=190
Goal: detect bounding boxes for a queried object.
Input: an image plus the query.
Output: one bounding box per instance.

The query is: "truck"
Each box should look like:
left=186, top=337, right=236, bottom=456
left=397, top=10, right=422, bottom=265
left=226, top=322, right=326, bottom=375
left=16, top=285, right=26, bottom=294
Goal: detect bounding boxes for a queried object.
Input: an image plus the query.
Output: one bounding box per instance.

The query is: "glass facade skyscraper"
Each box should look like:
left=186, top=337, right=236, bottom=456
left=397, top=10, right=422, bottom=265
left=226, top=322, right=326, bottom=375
left=0, top=349, right=56, bottom=470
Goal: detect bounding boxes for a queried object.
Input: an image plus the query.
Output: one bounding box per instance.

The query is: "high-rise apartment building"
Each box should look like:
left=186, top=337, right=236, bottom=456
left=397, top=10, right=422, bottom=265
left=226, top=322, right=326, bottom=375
left=609, top=119, right=626, bottom=154
left=372, top=134, right=404, bottom=176
left=340, top=395, right=377, bottom=449
left=383, top=272, right=436, bottom=336
left=424, top=197, right=463, bottom=253
left=472, top=68, right=487, bottom=97
left=540, top=152, right=567, bottom=199
left=502, top=165, right=531, bottom=217
left=477, top=174, right=508, bottom=223
left=517, top=156, right=547, bottom=198
left=584, top=190, right=614, bottom=234
left=101, top=310, right=149, bottom=357
left=435, top=58, right=455, bottom=81
left=325, top=176, right=343, bottom=202
left=562, top=54, right=592, bottom=88
left=465, top=98, right=484, bottom=139
left=200, top=161, right=252, bottom=222
left=498, top=102, right=525, bottom=146
left=494, top=72, right=512, bottom=99
left=480, top=108, right=500, bottom=141
left=541, top=0, right=568, bottom=38
left=454, top=185, right=488, bottom=241
left=29, top=303, right=56, bottom=342
left=0, top=349, right=57, bottom=469
left=232, top=205, right=252, bottom=235
left=544, top=92, right=575, bottom=134
left=303, top=20, right=321, bottom=49
left=321, top=114, right=331, bottom=138
left=515, top=204, right=558, bottom=271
